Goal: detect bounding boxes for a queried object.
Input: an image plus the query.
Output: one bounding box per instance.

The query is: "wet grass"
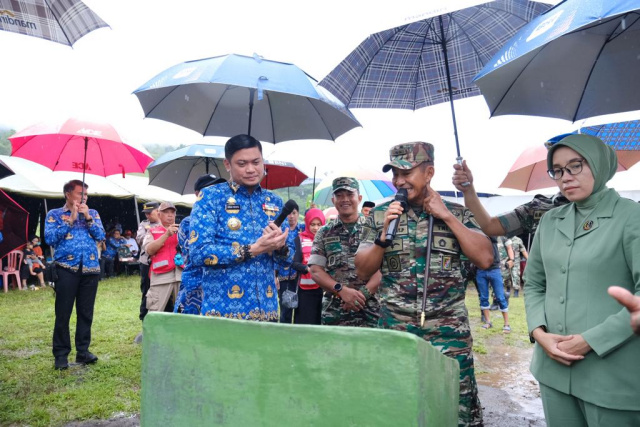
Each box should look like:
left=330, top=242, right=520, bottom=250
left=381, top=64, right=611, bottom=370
left=0, top=276, right=142, bottom=426
left=0, top=277, right=527, bottom=425
left=466, top=284, right=531, bottom=355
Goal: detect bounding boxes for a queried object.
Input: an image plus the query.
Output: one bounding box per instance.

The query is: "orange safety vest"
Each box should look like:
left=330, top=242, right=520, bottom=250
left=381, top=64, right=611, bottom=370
left=149, top=225, right=178, bottom=274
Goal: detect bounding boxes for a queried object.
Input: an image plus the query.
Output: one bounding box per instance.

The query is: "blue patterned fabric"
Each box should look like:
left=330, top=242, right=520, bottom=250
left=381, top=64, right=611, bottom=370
left=320, top=0, right=549, bottom=110
left=103, top=236, right=125, bottom=259
left=45, top=206, right=105, bottom=274
left=174, top=216, right=203, bottom=315
left=276, top=222, right=304, bottom=280
left=579, top=121, right=640, bottom=151
left=188, top=182, right=293, bottom=321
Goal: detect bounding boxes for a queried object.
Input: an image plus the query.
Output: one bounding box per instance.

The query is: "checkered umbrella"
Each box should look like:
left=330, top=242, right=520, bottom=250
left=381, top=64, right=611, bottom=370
left=320, top=0, right=550, bottom=159
left=0, top=0, right=108, bottom=46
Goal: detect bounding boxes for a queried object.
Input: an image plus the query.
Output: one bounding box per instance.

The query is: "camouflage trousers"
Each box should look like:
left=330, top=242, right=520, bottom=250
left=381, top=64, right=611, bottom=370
left=379, top=305, right=483, bottom=427
left=510, top=265, right=521, bottom=291
left=321, top=293, right=380, bottom=328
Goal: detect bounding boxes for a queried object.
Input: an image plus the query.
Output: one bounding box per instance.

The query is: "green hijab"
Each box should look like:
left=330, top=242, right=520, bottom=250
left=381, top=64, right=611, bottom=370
left=546, top=134, right=618, bottom=196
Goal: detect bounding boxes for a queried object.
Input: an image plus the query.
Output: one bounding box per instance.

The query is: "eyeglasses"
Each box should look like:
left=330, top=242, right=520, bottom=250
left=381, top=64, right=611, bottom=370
left=547, top=159, right=585, bottom=180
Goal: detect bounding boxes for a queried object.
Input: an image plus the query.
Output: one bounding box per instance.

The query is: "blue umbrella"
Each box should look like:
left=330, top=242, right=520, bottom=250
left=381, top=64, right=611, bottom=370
left=320, top=0, right=550, bottom=160
left=579, top=120, right=640, bottom=152
left=474, top=0, right=640, bottom=121
left=133, top=53, right=360, bottom=143
left=147, top=144, right=307, bottom=195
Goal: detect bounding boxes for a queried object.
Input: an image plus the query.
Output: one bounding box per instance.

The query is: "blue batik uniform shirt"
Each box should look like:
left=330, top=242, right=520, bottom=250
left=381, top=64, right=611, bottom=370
left=189, top=181, right=293, bottom=321
left=277, top=221, right=304, bottom=280
left=104, top=236, right=125, bottom=259
left=174, top=215, right=203, bottom=315
left=45, top=206, right=105, bottom=274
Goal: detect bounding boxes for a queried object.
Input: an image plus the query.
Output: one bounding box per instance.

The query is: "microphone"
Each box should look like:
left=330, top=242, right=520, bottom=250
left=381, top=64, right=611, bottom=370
left=273, top=199, right=298, bottom=227
left=385, top=188, right=408, bottom=241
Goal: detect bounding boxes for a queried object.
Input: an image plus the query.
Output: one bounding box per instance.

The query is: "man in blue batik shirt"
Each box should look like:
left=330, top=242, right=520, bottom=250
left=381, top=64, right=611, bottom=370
left=45, top=180, right=105, bottom=370
left=188, top=134, right=292, bottom=321
left=174, top=174, right=226, bottom=315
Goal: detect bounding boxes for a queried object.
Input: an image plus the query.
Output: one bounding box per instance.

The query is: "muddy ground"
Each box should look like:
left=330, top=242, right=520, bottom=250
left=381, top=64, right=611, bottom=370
left=475, top=334, right=545, bottom=426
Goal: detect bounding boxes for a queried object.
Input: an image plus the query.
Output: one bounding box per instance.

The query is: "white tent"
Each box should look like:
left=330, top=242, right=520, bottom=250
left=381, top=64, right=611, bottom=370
left=0, top=155, right=195, bottom=206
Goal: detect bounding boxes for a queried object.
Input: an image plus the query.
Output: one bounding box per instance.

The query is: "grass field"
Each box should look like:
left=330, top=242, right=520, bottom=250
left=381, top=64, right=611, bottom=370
left=0, top=276, right=529, bottom=426
left=0, top=276, right=142, bottom=426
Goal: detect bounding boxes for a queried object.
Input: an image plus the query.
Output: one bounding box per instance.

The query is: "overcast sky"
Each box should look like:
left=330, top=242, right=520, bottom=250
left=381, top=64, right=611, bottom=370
left=2, top=0, right=639, bottom=195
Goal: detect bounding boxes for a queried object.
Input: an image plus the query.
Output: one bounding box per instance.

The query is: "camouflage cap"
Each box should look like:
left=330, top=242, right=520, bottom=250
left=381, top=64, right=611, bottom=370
left=332, top=177, right=359, bottom=194
left=382, top=142, right=434, bottom=172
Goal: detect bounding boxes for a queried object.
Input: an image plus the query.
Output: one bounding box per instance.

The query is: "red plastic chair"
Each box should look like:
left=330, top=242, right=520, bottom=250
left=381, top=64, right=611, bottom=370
left=2, top=250, right=24, bottom=292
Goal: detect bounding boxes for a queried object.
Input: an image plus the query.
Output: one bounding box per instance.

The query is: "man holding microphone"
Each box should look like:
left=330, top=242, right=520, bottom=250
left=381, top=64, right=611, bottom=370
left=355, top=142, right=493, bottom=427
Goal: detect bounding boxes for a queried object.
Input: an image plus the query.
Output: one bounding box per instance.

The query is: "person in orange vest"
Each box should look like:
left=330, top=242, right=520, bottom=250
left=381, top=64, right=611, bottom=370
left=142, top=202, right=182, bottom=314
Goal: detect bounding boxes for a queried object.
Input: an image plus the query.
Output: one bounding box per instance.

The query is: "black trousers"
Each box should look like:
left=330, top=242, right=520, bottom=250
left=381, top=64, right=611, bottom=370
left=52, top=267, right=99, bottom=358
left=139, top=263, right=150, bottom=321
left=278, top=279, right=297, bottom=324
left=294, top=287, right=323, bottom=325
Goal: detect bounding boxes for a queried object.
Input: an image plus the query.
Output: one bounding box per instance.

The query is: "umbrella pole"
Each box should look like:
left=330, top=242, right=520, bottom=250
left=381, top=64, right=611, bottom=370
left=205, top=158, right=209, bottom=174
left=133, top=195, right=141, bottom=226
left=420, top=214, right=435, bottom=327
left=311, top=167, right=316, bottom=203
left=439, top=16, right=470, bottom=187
left=43, top=198, right=54, bottom=260
left=81, top=137, right=88, bottom=201
left=248, top=88, right=255, bottom=136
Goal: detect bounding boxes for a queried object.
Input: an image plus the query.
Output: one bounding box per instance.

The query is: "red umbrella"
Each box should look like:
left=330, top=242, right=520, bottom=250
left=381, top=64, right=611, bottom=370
left=262, top=160, right=308, bottom=190
left=0, top=189, right=28, bottom=259
left=500, top=144, right=640, bottom=192
left=9, top=118, right=153, bottom=194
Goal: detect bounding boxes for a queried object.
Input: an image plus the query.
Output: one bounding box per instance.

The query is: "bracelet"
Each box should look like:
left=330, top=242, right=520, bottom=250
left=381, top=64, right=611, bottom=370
left=241, top=244, right=254, bottom=261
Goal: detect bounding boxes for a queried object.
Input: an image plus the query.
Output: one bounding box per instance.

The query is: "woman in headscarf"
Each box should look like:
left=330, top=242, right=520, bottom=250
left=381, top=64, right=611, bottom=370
left=525, top=134, right=640, bottom=426
left=291, top=208, right=325, bottom=325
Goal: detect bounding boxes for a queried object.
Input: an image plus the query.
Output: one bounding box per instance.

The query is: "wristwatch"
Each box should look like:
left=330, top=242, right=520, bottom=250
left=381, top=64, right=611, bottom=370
left=374, top=232, right=393, bottom=248
left=332, top=283, right=343, bottom=294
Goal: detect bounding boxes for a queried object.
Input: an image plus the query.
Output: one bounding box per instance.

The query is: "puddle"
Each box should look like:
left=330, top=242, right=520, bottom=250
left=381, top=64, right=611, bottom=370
left=475, top=336, right=545, bottom=426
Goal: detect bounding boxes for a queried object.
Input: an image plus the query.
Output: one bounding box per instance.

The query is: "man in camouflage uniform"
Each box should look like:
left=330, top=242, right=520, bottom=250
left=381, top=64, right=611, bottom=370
left=308, top=177, right=381, bottom=328
left=509, top=235, right=528, bottom=297
left=355, top=142, right=494, bottom=427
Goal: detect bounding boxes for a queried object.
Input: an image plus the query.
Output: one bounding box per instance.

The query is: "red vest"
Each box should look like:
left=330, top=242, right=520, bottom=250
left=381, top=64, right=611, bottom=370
left=299, top=234, right=318, bottom=290
left=149, top=225, right=178, bottom=274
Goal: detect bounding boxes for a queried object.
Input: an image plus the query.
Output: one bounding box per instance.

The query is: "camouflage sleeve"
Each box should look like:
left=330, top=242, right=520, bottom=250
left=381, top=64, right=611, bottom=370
left=497, top=210, right=526, bottom=238
left=307, top=225, right=327, bottom=267
left=357, top=212, right=378, bottom=252
left=459, top=204, right=481, bottom=231
left=497, top=195, right=556, bottom=238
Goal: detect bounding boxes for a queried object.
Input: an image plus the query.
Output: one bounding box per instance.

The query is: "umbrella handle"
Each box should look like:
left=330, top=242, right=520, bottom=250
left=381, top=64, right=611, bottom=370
left=456, top=156, right=470, bottom=187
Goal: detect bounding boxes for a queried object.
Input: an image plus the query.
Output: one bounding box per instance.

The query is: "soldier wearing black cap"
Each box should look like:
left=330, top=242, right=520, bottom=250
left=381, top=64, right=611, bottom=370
left=361, top=201, right=375, bottom=216
left=134, top=201, right=160, bottom=343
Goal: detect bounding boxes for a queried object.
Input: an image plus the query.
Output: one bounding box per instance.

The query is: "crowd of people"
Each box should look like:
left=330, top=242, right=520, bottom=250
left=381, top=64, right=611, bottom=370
left=33, top=132, right=640, bottom=426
